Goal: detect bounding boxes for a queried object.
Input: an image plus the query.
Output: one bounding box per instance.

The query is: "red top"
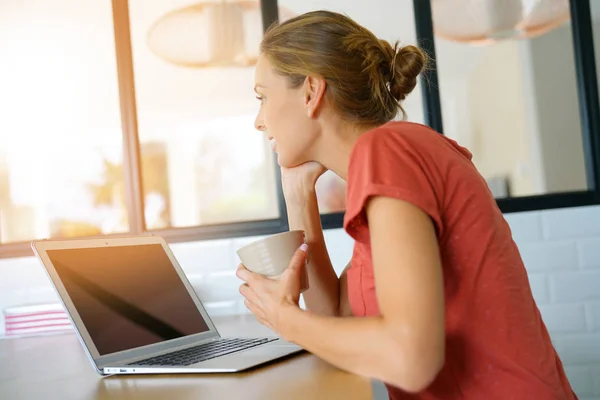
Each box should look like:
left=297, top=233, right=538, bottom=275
left=343, top=121, right=576, bottom=400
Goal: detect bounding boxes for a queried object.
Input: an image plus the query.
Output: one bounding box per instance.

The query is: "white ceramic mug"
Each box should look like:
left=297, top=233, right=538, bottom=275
left=236, top=230, right=309, bottom=292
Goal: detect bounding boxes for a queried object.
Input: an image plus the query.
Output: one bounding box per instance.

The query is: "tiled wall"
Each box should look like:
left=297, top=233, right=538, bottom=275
left=0, top=205, right=599, bottom=398
left=505, top=206, right=600, bottom=400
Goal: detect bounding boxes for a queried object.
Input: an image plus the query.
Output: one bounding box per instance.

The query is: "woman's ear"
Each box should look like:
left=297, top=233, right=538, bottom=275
left=303, top=76, right=327, bottom=118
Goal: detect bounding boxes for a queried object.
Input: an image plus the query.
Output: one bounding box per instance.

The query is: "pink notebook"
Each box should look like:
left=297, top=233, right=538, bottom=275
left=4, top=304, right=72, bottom=338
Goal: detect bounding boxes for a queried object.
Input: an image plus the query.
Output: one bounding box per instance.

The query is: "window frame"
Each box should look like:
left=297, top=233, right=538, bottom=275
left=0, top=0, right=288, bottom=258
left=410, top=0, right=600, bottom=214
left=110, top=0, right=291, bottom=242
left=1, top=0, right=599, bottom=259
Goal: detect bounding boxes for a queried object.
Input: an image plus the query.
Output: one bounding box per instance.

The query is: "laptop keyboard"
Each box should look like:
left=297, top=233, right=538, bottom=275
left=128, top=337, right=278, bottom=367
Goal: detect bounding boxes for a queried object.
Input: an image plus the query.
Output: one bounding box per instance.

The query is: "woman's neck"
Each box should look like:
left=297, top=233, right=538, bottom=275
left=314, top=119, right=382, bottom=181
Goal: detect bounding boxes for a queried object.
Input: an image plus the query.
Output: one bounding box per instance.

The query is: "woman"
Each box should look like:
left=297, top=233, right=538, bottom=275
left=236, top=10, right=576, bottom=399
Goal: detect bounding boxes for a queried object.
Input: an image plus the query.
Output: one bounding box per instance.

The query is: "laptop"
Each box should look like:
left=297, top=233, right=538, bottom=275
left=31, top=235, right=303, bottom=375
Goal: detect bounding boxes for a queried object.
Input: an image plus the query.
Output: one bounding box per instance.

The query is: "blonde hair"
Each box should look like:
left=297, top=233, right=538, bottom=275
left=260, top=10, right=429, bottom=125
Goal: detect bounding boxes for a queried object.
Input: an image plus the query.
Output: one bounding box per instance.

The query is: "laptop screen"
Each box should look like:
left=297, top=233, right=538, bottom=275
left=47, top=243, right=210, bottom=355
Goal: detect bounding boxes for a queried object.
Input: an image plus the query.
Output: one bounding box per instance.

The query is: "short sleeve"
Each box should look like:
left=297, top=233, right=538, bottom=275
left=343, top=126, right=443, bottom=241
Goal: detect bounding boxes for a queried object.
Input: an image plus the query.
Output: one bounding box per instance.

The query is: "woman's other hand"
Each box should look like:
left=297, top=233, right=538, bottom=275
left=236, top=244, right=309, bottom=335
left=280, top=161, right=327, bottom=197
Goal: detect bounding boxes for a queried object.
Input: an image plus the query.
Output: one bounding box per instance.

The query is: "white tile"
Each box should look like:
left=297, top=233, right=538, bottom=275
left=0, top=257, right=52, bottom=289
left=579, top=239, right=600, bottom=269
left=519, top=241, right=578, bottom=272
left=564, top=366, right=593, bottom=397
left=528, top=274, right=550, bottom=303
left=171, top=239, right=235, bottom=274
left=538, top=304, right=587, bottom=333
left=550, top=272, right=600, bottom=302
left=189, top=270, right=242, bottom=303
left=323, top=228, right=354, bottom=275
left=299, top=294, right=306, bottom=310
left=504, top=211, right=543, bottom=243
left=372, top=381, right=389, bottom=400
left=202, top=300, right=239, bottom=317
left=0, top=256, right=38, bottom=270
left=27, top=286, right=60, bottom=305
left=587, top=302, right=600, bottom=331
left=542, top=205, right=600, bottom=240
left=0, top=288, right=29, bottom=336
left=553, top=334, right=600, bottom=365
left=590, top=366, right=600, bottom=396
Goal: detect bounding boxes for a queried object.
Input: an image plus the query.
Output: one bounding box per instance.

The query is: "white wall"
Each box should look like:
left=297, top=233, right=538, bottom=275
left=437, top=20, right=594, bottom=198
left=521, top=23, right=588, bottom=194
left=1, top=205, right=600, bottom=398
left=467, top=40, right=534, bottom=196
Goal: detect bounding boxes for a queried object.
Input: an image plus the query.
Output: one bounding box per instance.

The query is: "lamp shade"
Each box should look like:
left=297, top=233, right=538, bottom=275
left=432, top=0, right=570, bottom=44
left=147, top=0, right=294, bottom=68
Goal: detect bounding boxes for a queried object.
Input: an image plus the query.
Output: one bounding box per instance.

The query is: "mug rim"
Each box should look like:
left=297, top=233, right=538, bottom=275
left=236, top=229, right=305, bottom=254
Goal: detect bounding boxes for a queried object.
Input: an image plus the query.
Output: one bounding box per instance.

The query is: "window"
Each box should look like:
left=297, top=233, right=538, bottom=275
left=433, top=1, right=587, bottom=199
left=412, top=0, right=600, bottom=213
left=128, top=0, right=280, bottom=229
left=0, top=0, right=127, bottom=245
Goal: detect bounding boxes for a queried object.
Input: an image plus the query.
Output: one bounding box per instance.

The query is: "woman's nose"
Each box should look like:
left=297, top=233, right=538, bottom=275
left=254, top=114, right=266, bottom=131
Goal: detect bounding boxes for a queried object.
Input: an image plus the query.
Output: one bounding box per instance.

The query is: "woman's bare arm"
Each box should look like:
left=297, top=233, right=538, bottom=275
left=277, top=196, right=445, bottom=392
left=285, top=183, right=350, bottom=317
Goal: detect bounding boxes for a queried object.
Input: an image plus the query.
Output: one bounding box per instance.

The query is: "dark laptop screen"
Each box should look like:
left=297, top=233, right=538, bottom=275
left=47, top=244, right=210, bottom=355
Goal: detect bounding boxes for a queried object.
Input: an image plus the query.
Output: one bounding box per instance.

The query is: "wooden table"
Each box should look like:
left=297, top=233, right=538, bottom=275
left=0, top=314, right=373, bottom=400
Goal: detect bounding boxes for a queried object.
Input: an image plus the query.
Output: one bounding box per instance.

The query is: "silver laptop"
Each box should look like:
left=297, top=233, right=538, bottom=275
left=31, top=235, right=303, bottom=375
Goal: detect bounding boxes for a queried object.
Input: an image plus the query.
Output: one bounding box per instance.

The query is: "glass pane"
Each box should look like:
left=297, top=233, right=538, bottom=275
left=128, top=0, right=279, bottom=229
left=433, top=1, right=587, bottom=198
left=277, top=0, right=425, bottom=214
left=315, top=171, right=347, bottom=214
left=591, top=1, right=600, bottom=123
left=0, top=0, right=127, bottom=244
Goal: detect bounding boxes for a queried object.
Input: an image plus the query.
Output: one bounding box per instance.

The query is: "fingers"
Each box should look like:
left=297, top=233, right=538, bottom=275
left=240, top=284, right=264, bottom=322
left=236, top=263, right=258, bottom=284
left=239, top=283, right=260, bottom=305
left=244, top=299, right=254, bottom=312
left=243, top=298, right=261, bottom=320
left=244, top=299, right=271, bottom=329
left=288, top=243, right=308, bottom=272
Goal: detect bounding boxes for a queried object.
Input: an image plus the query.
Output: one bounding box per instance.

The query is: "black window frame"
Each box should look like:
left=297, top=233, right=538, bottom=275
left=0, top=0, right=599, bottom=258
left=411, top=0, right=600, bottom=214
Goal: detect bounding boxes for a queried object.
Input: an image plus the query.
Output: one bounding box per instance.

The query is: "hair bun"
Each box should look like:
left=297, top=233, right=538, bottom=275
left=388, top=44, right=428, bottom=102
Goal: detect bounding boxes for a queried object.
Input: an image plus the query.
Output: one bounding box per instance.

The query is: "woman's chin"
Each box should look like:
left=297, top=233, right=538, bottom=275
left=276, top=155, right=289, bottom=167
left=275, top=150, right=309, bottom=168
left=276, top=154, right=296, bottom=168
